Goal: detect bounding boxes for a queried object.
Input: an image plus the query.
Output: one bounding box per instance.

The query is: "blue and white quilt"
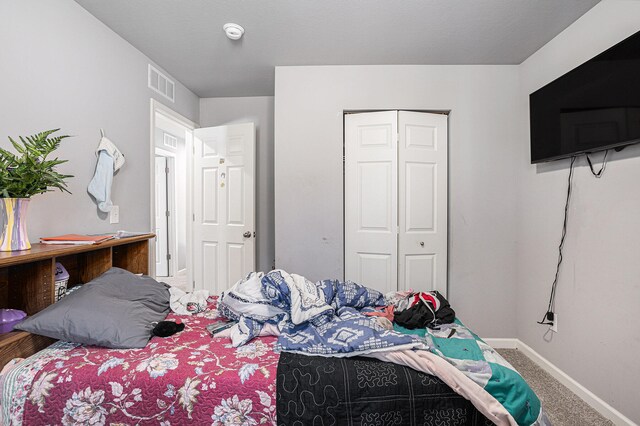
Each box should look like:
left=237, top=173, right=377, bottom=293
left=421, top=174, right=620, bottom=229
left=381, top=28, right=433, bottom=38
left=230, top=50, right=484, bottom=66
left=219, top=270, right=424, bottom=356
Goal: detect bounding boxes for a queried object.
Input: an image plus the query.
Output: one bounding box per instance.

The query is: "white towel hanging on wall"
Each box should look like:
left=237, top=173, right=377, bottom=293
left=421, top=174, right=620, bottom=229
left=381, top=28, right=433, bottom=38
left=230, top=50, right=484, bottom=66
left=88, top=130, right=125, bottom=213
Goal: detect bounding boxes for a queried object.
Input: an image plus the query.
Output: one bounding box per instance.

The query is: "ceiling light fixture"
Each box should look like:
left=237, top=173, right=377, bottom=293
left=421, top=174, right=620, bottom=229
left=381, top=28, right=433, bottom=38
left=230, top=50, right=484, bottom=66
left=223, top=23, right=244, bottom=40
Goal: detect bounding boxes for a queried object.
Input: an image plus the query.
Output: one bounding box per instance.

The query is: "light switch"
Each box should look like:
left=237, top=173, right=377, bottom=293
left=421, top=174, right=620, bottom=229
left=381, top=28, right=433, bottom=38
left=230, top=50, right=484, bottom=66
left=110, top=205, right=120, bottom=224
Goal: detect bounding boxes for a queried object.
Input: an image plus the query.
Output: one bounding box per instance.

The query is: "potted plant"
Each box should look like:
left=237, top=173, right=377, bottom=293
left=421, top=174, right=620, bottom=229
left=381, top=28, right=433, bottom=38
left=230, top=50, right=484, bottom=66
left=0, top=129, right=72, bottom=251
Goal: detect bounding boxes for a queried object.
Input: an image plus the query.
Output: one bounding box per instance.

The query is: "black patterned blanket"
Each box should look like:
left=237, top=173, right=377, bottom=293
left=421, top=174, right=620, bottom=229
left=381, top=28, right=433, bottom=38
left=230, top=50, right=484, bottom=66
left=276, top=351, right=491, bottom=426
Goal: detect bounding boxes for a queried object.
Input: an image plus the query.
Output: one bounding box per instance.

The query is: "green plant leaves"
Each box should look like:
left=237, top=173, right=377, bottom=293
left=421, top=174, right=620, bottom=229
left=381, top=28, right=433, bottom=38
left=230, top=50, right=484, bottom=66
left=0, top=129, right=73, bottom=198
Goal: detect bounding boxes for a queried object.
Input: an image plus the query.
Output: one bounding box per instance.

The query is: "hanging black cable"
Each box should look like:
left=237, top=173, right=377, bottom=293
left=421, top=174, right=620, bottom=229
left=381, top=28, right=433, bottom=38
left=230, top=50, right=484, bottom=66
left=585, top=150, right=609, bottom=178
left=538, top=155, right=576, bottom=326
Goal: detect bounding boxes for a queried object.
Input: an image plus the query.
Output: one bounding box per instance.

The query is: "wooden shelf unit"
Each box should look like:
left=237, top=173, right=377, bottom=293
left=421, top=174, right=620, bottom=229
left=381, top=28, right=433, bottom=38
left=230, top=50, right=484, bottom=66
left=0, top=234, right=154, bottom=367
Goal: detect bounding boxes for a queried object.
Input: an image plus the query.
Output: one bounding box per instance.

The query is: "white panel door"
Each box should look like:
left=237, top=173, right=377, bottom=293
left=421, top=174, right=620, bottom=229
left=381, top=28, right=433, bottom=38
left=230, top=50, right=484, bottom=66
left=398, top=111, right=448, bottom=296
left=344, top=111, right=398, bottom=294
left=155, top=156, right=169, bottom=276
left=193, top=123, right=255, bottom=295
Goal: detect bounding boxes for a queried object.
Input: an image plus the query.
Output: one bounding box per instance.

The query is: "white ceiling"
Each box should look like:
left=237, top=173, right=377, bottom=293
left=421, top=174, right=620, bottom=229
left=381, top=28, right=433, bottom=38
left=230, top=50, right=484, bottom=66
left=75, top=0, right=599, bottom=98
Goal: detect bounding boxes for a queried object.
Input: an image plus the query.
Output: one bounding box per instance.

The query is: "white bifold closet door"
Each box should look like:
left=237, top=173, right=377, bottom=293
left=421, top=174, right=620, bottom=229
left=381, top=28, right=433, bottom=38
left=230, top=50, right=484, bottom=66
left=345, top=111, right=448, bottom=296
left=345, top=111, right=398, bottom=295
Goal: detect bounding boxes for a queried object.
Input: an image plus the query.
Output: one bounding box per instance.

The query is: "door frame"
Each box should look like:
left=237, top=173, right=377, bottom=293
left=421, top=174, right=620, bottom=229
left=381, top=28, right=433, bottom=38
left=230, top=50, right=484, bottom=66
left=342, top=109, right=450, bottom=296
left=149, top=99, right=197, bottom=289
left=154, top=149, right=177, bottom=277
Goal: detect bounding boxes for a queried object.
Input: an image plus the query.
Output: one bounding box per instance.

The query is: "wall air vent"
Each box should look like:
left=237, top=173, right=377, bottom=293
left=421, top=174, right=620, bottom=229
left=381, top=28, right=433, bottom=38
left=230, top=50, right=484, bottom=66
left=163, top=132, right=178, bottom=149
left=148, top=64, right=175, bottom=102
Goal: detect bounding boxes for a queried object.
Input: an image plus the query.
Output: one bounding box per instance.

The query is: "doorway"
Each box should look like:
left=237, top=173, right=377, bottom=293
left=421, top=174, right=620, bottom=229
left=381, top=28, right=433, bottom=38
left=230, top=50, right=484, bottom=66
left=344, top=110, right=449, bottom=296
left=150, top=100, right=196, bottom=291
left=150, top=102, right=257, bottom=295
left=154, top=154, right=171, bottom=276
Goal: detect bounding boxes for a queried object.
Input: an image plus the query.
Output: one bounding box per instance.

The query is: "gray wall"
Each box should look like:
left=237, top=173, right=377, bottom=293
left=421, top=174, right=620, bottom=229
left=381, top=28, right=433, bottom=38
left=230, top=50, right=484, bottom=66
left=0, top=0, right=199, bottom=241
left=517, top=1, right=640, bottom=422
left=200, top=96, right=275, bottom=273
left=274, top=65, right=521, bottom=338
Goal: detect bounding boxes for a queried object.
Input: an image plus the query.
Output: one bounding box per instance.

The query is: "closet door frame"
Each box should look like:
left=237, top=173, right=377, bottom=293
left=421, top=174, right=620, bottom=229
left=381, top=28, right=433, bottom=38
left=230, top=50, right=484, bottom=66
left=344, top=110, right=449, bottom=296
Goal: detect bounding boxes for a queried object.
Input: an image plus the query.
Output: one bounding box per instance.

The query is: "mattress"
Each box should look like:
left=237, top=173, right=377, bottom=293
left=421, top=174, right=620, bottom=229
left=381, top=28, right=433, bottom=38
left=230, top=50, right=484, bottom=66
left=1, top=298, right=279, bottom=425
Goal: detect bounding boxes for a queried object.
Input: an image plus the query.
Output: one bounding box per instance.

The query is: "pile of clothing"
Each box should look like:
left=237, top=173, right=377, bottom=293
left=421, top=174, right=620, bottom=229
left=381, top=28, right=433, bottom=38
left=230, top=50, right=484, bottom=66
left=216, top=270, right=457, bottom=353
left=366, top=289, right=456, bottom=332
left=169, top=287, right=209, bottom=315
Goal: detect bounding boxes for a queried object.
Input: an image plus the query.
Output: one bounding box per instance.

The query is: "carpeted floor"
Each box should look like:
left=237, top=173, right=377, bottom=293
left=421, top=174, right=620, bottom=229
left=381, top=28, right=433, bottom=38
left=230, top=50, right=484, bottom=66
left=497, top=349, right=613, bottom=426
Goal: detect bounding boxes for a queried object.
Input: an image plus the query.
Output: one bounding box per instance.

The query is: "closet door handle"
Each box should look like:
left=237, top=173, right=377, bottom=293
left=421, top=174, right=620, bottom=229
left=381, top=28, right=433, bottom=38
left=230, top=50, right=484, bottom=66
left=243, top=231, right=252, bottom=238
left=420, top=241, right=424, bottom=247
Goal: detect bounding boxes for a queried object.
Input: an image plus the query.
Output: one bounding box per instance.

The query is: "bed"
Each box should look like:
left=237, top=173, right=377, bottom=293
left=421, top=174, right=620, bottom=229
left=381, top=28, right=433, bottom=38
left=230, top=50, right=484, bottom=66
left=0, top=237, right=544, bottom=425
left=1, top=262, right=549, bottom=426
left=1, top=297, right=496, bottom=426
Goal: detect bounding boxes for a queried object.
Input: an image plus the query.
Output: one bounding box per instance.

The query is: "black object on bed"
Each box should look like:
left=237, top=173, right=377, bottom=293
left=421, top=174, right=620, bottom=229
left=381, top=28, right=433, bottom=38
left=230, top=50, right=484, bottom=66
left=277, top=351, right=492, bottom=426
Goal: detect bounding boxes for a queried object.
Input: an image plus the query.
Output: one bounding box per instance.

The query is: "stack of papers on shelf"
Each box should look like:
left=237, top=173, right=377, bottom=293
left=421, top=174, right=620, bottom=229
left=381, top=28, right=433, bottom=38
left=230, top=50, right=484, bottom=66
left=115, top=230, right=150, bottom=239
left=40, top=234, right=115, bottom=245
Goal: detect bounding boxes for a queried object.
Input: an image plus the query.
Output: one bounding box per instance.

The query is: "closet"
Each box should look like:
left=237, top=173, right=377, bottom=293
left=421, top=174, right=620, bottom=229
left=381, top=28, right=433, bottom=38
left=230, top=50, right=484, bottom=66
left=344, top=111, right=448, bottom=296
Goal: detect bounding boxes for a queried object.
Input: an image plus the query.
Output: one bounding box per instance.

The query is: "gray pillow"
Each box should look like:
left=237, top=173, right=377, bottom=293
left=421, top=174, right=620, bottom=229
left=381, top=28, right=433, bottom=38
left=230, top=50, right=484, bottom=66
left=16, top=267, right=170, bottom=348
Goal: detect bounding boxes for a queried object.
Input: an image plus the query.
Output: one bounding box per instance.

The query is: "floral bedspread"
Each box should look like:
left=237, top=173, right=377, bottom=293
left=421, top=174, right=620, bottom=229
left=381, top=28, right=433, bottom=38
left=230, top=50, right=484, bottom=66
left=1, top=298, right=279, bottom=425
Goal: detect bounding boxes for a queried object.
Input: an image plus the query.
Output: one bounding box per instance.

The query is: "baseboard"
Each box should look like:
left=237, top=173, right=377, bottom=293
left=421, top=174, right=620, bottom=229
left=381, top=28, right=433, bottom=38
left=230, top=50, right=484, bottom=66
left=484, top=337, right=636, bottom=425
left=516, top=340, right=636, bottom=426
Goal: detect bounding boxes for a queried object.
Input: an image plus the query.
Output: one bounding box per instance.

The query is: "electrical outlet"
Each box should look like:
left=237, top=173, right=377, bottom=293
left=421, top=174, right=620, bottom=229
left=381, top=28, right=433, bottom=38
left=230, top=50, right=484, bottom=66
left=109, top=205, right=120, bottom=224
left=550, top=313, right=558, bottom=333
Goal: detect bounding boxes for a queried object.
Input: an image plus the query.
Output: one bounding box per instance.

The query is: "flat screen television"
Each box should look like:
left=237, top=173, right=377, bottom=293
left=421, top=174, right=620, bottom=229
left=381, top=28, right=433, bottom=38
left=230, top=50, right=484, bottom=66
left=530, top=30, right=640, bottom=163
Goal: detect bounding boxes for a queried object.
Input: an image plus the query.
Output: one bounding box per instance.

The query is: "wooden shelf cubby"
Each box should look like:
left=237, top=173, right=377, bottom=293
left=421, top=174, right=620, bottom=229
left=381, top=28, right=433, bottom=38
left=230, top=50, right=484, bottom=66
left=0, top=234, right=154, bottom=367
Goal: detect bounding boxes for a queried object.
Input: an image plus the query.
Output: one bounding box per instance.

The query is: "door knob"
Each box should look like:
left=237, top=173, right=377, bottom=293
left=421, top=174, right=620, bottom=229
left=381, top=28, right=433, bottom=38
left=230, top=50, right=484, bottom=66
left=420, top=241, right=424, bottom=247
left=243, top=231, right=252, bottom=238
